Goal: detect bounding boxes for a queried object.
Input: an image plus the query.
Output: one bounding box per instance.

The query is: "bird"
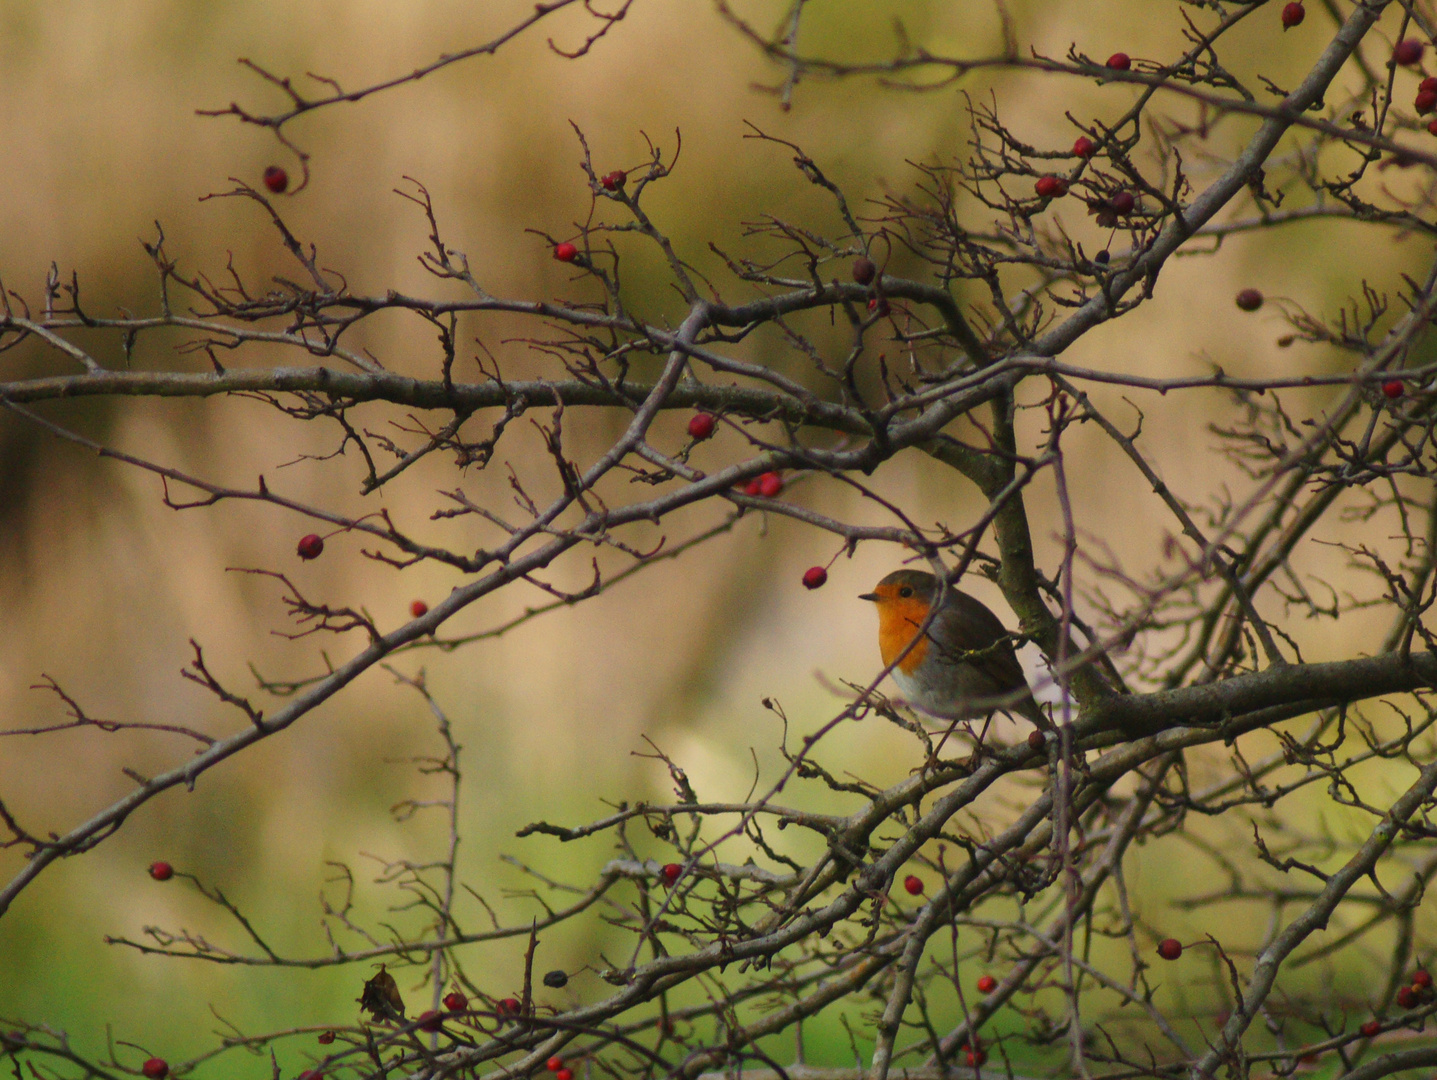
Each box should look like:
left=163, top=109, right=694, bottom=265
left=860, top=569, right=1050, bottom=729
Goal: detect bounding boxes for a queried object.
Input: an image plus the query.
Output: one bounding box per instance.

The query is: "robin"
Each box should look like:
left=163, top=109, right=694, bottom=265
left=860, top=569, right=1050, bottom=729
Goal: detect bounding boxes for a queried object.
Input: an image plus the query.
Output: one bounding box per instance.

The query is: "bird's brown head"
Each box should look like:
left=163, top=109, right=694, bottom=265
left=860, top=569, right=939, bottom=671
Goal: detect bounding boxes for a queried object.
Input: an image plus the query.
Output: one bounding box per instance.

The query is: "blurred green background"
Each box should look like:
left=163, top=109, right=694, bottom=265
left=1, top=1, right=1432, bottom=1075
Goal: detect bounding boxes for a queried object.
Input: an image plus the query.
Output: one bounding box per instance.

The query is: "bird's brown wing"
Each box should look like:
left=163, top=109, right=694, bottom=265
left=932, top=591, right=1050, bottom=728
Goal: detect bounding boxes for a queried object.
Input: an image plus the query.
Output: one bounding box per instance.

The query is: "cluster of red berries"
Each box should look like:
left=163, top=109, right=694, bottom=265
left=1395, top=967, right=1433, bottom=1009
left=1281, top=3, right=1304, bottom=29
left=742, top=471, right=784, bottom=498
left=958, top=1039, right=987, bottom=1067
left=1415, top=76, right=1437, bottom=115
left=547, top=1055, right=574, bottom=1080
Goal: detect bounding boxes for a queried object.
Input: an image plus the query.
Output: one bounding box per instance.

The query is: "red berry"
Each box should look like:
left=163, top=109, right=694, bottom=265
left=1156, top=938, right=1183, bottom=960
left=141, top=1060, right=168, bottom=1080
left=661, top=862, right=683, bottom=886
left=1281, top=2, right=1304, bottom=29
left=757, top=472, right=783, bottom=498
left=1414, top=969, right=1432, bottom=988
left=1360, top=1020, right=1380, bottom=1037
left=1105, top=52, right=1131, bottom=71
left=967, top=1050, right=987, bottom=1067
left=601, top=170, right=626, bottom=191
left=903, top=874, right=924, bottom=896
left=1027, top=730, right=1047, bottom=750
left=318, top=1031, right=336, bottom=1044
left=1417, top=90, right=1437, bottom=113
left=442, top=991, right=467, bottom=1012
left=298, top=1073, right=323, bottom=1080
left=556, top=1071, right=574, bottom=1080
left=418, top=1009, right=443, bottom=1032
left=547, top=1058, right=564, bottom=1073
left=1073, top=136, right=1097, bottom=157
left=852, top=256, right=877, bottom=285
left=1035, top=175, right=1068, bottom=198
left=554, top=242, right=578, bottom=263
left=148, top=861, right=174, bottom=881
left=802, top=566, right=828, bottom=590
left=1383, top=379, right=1404, bottom=399
left=743, top=478, right=764, bottom=496
left=262, top=166, right=288, bottom=194
left=867, top=296, right=890, bottom=317
left=1235, top=288, right=1264, bottom=312
left=687, top=412, right=716, bottom=440
left=1428, top=119, right=1437, bottom=135
left=410, top=599, right=429, bottom=619
left=1107, top=190, right=1135, bottom=214
left=497, top=997, right=522, bottom=1015
left=297, top=533, right=324, bottom=560
left=977, top=974, right=997, bottom=993
left=1396, top=986, right=1417, bottom=1008
left=1395, top=39, right=1425, bottom=66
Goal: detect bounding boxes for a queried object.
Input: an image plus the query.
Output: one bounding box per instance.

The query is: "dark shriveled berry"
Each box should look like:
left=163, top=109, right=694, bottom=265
left=1235, top=289, right=1263, bottom=312
left=852, top=256, right=877, bottom=285
left=543, top=970, right=569, bottom=988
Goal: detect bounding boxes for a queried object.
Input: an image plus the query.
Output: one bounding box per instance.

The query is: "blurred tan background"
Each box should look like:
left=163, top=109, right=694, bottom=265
left=0, top=0, right=1427, bottom=1069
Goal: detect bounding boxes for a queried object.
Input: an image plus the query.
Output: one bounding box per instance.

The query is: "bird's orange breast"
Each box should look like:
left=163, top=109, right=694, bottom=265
left=876, top=597, right=932, bottom=674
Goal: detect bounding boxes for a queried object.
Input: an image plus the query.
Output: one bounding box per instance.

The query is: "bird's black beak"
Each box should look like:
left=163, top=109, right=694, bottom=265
left=858, top=592, right=880, bottom=602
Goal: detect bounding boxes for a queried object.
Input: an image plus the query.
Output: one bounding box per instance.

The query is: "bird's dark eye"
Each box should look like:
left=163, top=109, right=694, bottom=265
left=899, top=586, right=913, bottom=598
